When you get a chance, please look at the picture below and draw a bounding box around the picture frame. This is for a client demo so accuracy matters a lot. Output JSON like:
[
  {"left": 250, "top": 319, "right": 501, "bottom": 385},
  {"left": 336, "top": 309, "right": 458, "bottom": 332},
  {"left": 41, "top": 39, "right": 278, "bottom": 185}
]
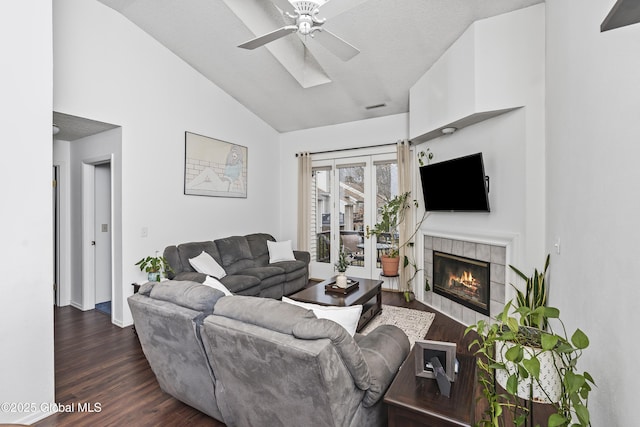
[
  {"left": 414, "top": 340, "right": 457, "bottom": 382},
  {"left": 184, "top": 131, "right": 247, "bottom": 198}
]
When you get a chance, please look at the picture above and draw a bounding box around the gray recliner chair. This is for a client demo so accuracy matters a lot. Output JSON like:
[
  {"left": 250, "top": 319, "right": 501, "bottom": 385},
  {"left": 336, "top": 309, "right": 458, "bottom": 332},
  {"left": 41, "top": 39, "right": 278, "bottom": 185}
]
[
  {"left": 200, "top": 296, "right": 410, "bottom": 427},
  {"left": 128, "top": 281, "right": 227, "bottom": 422}
]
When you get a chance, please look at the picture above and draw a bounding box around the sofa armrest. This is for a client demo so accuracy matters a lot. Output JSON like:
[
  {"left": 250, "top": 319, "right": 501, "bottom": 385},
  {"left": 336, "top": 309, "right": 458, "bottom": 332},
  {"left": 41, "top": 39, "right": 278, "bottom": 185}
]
[
  {"left": 357, "top": 324, "right": 410, "bottom": 407},
  {"left": 293, "top": 250, "right": 310, "bottom": 264},
  {"left": 172, "top": 272, "right": 208, "bottom": 283}
]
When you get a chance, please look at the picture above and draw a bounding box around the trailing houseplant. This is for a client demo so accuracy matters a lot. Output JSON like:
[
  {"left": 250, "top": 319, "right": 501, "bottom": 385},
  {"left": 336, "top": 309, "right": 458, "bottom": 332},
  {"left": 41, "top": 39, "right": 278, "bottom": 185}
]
[
  {"left": 366, "top": 191, "right": 429, "bottom": 301},
  {"left": 366, "top": 191, "right": 413, "bottom": 276},
  {"left": 135, "top": 252, "right": 173, "bottom": 282},
  {"left": 465, "top": 256, "right": 594, "bottom": 427}
]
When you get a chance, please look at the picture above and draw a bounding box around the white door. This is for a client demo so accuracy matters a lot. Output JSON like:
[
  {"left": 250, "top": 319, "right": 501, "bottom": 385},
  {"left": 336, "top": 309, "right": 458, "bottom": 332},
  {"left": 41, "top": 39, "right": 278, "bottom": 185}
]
[
  {"left": 94, "top": 163, "right": 112, "bottom": 305},
  {"left": 309, "top": 153, "right": 398, "bottom": 280}
]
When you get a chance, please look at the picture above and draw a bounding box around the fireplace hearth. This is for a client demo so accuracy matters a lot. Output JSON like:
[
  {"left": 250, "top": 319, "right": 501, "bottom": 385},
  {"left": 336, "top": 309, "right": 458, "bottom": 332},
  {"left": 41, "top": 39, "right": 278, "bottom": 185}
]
[{"left": 433, "top": 251, "right": 490, "bottom": 316}]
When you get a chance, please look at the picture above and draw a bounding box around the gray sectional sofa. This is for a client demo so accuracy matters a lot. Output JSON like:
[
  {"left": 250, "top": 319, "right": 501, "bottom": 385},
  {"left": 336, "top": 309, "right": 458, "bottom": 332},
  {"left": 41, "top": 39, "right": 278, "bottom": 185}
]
[
  {"left": 163, "top": 233, "right": 309, "bottom": 299},
  {"left": 128, "top": 280, "right": 410, "bottom": 427}
]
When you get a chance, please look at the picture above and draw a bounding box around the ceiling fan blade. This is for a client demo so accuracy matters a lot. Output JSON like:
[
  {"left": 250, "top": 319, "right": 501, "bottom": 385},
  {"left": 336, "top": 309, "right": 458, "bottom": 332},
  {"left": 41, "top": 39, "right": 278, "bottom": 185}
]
[
  {"left": 318, "top": 0, "right": 369, "bottom": 20},
  {"left": 238, "top": 25, "right": 298, "bottom": 50},
  {"left": 313, "top": 29, "right": 360, "bottom": 61},
  {"left": 269, "top": 0, "right": 297, "bottom": 15}
]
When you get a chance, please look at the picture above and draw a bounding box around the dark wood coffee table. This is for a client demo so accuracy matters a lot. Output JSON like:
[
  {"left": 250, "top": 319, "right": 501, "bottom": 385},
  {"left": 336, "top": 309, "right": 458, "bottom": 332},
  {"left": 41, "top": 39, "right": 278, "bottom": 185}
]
[{"left": 287, "top": 276, "right": 383, "bottom": 332}]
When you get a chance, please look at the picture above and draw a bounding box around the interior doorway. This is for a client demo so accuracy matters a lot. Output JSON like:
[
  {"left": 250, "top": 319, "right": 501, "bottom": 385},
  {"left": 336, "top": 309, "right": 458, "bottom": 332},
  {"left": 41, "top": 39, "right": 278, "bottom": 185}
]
[
  {"left": 53, "top": 165, "right": 60, "bottom": 305},
  {"left": 82, "top": 158, "right": 113, "bottom": 317}
]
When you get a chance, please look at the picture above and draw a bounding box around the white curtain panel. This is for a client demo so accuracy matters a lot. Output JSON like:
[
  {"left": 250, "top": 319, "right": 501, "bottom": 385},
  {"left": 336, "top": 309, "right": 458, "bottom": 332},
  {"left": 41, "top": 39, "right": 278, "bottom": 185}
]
[
  {"left": 396, "top": 141, "right": 413, "bottom": 293},
  {"left": 297, "top": 152, "right": 312, "bottom": 251}
]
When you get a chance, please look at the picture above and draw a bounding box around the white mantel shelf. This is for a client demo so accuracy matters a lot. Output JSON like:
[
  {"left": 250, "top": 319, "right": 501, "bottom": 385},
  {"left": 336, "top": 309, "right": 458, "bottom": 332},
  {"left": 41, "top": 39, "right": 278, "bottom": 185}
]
[
  {"left": 409, "top": 107, "right": 520, "bottom": 144},
  {"left": 601, "top": 0, "right": 640, "bottom": 32}
]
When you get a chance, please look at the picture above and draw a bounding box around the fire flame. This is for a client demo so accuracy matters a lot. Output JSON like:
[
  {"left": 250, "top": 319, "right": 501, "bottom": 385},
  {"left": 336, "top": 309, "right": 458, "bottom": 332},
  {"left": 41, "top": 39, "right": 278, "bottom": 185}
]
[{"left": 448, "top": 270, "right": 480, "bottom": 291}]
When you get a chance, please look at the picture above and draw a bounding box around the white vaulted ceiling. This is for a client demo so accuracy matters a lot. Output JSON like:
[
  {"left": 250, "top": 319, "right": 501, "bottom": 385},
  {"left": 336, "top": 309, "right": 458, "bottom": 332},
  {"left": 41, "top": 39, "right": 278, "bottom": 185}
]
[{"left": 96, "top": 0, "right": 543, "bottom": 132}]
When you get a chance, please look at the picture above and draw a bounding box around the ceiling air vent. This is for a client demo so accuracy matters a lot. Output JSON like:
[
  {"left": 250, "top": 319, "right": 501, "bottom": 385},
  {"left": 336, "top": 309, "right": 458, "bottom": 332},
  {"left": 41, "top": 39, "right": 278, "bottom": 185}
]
[{"left": 365, "top": 103, "right": 387, "bottom": 110}]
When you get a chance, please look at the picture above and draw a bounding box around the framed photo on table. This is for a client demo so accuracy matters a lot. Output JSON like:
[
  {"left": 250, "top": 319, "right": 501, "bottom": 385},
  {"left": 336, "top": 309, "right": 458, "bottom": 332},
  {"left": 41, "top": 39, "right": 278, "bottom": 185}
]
[
  {"left": 414, "top": 340, "right": 457, "bottom": 382},
  {"left": 184, "top": 131, "right": 247, "bottom": 198}
]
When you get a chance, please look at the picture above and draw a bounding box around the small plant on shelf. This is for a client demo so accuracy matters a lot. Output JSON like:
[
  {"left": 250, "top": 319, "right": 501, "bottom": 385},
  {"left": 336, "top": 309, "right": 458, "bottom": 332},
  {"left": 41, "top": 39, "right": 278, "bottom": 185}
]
[{"left": 135, "top": 251, "right": 173, "bottom": 282}]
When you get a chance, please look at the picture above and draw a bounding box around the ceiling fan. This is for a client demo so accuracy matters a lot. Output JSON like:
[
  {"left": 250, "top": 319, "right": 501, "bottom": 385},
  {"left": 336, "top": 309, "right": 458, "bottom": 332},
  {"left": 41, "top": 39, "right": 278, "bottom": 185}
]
[{"left": 238, "top": 0, "right": 360, "bottom": 61}]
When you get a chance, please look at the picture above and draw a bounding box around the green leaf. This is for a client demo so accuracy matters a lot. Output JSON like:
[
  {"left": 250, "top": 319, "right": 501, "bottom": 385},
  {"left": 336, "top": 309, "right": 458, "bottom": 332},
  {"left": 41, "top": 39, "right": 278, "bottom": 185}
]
[
  {"left": 507, "top": 317, "right": 520, "bottom": 333},
  {"left": 541, "top": 333, "right": 559, "bottom": 351},
  {"left": 547, "top": 413, "right": 567, "bottom": 427},
  {"left": 522, "top": 356, "right": 540, "bottom": 379},
  {"left": 506, "top": 373, "right": 519, "bottom": 395},
  {"left": 505, "top": 344, "right": 524, "bottom": 363},
  {"left": 571, "top": 328, "right": 590, "bottom": 349},
  {"left": 565, "top": 371, "right": 586, "bottom": 394},
  {"left": 575, "top": 402, "right": 590, "bottom": 425},
  {"left": 543, "top": 306, "right": 560, "bottom": 318}
]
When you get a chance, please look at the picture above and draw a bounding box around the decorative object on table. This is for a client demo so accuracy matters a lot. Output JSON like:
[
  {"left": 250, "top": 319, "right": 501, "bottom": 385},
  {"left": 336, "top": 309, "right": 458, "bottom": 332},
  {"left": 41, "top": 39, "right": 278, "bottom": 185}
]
[
  {"left": 184, "top": 131, "right": 247, "bottom": 198},
  {"left": 465, "top": 256, "right": 595, "bottom": 427},
  {"left": 414, "top": 340, "right": 457, "bottom": 382},
  {"left": 325, "top": 278, "right": 359, "bottom": 294},
  {"left": 334, "top": 248, "right": 350, "bottom": 288},
  {"left": 135, "top": 252, "right": 174, "bottom": 282},
  {"left": 430, "top": 356, "right": 451, "bottom": 397}
]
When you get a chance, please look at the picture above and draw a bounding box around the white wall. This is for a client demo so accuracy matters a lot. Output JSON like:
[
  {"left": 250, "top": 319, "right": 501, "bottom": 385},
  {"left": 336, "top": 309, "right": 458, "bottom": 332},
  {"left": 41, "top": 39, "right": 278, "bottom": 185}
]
[
  {"left": 53, "top": 140, "right": 72, "bottom": 306},
  {"left": 278, "top": 113, "right": 409, "bottom": 250},
  {"left": 410, "top": 5, "right": 546, "bottom": 304},
  {"left": 546, "top": 0, "right": 640, "bottom": 424},
  {"left": 0, "top": 0, "right": 55, "bottom": 424},
  {"left": 54, "top": 0, "right": 281, "bottom": 326}
]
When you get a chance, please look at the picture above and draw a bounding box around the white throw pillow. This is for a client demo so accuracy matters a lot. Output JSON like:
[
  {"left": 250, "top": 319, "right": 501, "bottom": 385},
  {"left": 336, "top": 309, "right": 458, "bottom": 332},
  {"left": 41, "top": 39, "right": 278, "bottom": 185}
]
[
  {"left": 202, "top": 276, "right": 233, "bottom": 296},
  {"left": 281, "top": 296, "right": 362, "bottom": 337},
  {"left": 189, "top": 251, "right": 227, "bottom": 279},
  {"left": 267, "top": 240, "right": 296, "bottom": 263}
]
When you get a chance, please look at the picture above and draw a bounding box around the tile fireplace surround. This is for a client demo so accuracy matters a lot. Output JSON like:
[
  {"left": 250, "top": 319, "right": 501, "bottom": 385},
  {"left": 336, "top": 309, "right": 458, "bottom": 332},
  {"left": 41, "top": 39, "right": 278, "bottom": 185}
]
[{"left": 423, "top": 234, "right": 507, "bottom": 325}]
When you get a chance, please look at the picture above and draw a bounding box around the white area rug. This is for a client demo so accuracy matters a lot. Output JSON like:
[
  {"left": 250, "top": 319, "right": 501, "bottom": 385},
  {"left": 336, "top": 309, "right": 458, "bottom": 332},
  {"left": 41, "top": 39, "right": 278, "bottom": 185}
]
[{"left": 360, "top": 304, "right": 435, "bottom": 347}]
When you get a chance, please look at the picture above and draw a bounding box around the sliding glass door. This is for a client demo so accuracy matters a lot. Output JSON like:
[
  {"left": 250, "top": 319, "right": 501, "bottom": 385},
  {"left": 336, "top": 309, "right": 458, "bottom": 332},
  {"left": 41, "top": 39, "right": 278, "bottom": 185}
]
[{"left": 309, "top": 153, "right": 398, "bottom": 280}]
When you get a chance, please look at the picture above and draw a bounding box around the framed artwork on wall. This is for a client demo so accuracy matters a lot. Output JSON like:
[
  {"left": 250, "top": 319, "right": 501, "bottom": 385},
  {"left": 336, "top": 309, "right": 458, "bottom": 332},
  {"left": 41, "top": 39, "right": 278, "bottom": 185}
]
[{"left": 184, "top": 131, "right": 247, "bottom": 198}]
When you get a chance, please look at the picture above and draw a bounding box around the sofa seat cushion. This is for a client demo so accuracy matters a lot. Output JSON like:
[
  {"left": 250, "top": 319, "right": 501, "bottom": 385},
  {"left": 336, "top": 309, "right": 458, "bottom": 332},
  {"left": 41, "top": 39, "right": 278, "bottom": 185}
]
[
  {"left": 270, "top": 259, "right": 306, "bottom": 274},
  {"left": 149, "top": 280, "right": 225, "bottom": 314},
  {"left": 219, "top": 274, "right": 260, "bottom": 294},
  {"left": 240, "top": 266, "right": 285, "bottom": 281}
]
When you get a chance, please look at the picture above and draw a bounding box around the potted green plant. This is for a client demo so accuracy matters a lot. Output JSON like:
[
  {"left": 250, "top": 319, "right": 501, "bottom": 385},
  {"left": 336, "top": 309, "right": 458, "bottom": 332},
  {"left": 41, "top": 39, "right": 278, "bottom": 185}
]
[
  {"left": 135, "top": 252, "right": 174, "bottom": 282},
  {"left": 366, "top": 192, "right": 413, "bottom": 276},
  {"left": 334, "top": 248, "right": 350, "bottom": 288},
  {"left": 366, "top": 191, "right": 429, "bottom": 302},
  {"left": 465, "top": 256, "right": 595, "bottom": 427}
]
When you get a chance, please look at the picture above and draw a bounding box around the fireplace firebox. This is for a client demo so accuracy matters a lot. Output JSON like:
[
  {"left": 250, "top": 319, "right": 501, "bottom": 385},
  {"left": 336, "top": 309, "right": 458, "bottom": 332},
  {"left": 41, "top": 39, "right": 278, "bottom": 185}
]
[{"left": 433, "top": 251, "right": 490, "bottom": 316}]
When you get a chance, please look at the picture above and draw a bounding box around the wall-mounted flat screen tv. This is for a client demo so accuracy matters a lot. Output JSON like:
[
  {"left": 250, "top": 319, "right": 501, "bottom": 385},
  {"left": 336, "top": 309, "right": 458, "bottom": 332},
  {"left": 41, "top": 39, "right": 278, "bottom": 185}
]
[{"left": 419, "top": 152, "right": 490, "bottom": 212}]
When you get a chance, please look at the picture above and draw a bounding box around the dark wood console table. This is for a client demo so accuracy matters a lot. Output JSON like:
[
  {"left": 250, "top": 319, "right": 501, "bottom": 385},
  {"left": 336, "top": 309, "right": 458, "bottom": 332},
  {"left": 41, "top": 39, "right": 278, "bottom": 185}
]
[{"left": 384, "top": 346, "right": 478, "bottom": 427}]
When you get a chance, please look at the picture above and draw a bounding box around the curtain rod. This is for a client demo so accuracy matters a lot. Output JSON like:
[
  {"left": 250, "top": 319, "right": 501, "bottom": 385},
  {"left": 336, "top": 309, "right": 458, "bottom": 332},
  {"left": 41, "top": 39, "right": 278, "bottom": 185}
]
[{"left": 295, "top": 140, "right": 408, "bottom": 157}]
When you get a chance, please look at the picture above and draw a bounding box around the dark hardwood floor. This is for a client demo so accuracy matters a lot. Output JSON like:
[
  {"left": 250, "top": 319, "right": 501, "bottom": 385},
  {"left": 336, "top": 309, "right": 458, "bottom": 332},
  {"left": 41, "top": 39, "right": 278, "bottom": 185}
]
[{"left": 35, "top": 288, "right": 470, "bottom": 426}]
